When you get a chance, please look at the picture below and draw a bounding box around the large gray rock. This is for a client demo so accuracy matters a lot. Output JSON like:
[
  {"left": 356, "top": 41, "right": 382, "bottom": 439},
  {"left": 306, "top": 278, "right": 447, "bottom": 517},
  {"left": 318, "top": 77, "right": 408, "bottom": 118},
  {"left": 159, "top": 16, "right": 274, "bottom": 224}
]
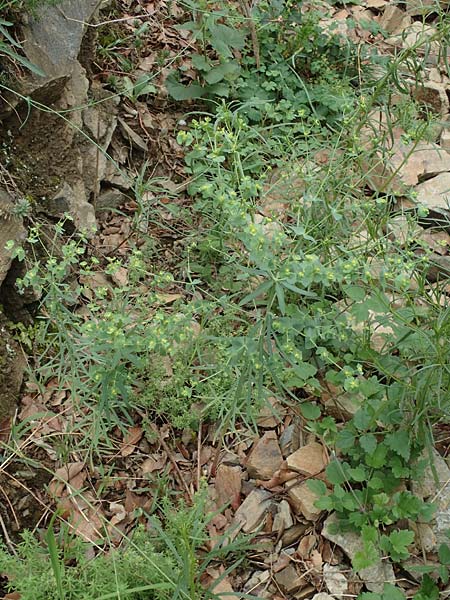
[
  {"left": 416, "top": 173, "right": 450, "bottom": 215},
  {"left": 22, "top": 0, "right": 101, "bottom": 81},
  {"left": 0, "top": 190, "right": 25, "bottom": 287}
]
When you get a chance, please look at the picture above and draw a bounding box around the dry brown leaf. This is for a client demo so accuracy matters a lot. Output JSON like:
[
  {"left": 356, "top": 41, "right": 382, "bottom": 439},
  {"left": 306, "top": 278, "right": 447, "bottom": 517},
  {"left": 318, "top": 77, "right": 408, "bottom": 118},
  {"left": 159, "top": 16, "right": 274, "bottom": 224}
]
[
  {"left": 120, "top": 426, "right": 143, "bottom": 457},
  {"left": 48, "top": 462, "right": 86, "bottom": 497}
]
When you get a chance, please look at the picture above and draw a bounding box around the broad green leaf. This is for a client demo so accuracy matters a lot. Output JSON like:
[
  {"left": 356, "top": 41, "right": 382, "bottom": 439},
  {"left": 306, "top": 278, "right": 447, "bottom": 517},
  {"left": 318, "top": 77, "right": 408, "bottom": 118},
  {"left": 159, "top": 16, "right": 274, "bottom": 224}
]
[
  {"left": 360, "top": 433, "right": 377, "bottom": 454},
  {"left": 439, "top": 543, "right": 450, "bottom": 565},
  {"left": 165, "top": 74, "right": 206, "bottom": 101},
  {"left": 300, "top": 402, "right": 321, "bottom": 420},
  {"left": 389, "top": 529, "right": 414, "bottom": 553},
  {"left": 191, "top": 54, "right": 211, "bottom": 71},
  {"left": 343, "top": 284, "right": 366, "bottom": 302},
  {"left": 208, "top": 23, "right": 246, "bottom": 58},
  {"left": 336, "top": 427, "right": 355, "bottom": 450},
  {"left": 384, "top": 430, "right": 410, "bottom": 461},
  {"left": 353, "top": 542, "right": 378, "bottom": 570},
  {"left": 325, "top": 460, "right": 347, "bottom": 485},
  {"left": 353, "top": 407, "right": 373, "bottom": 431},
  {"left": 348, "top": 466, "right": 367, "bottom": 482},
  {"left": 307, "top": 479, "right": 327, "bottom": 496},
  {"left": 293, "top": 362, "right": 317, "bottom": 380},
  {"left": 366, "top": 443, "right": 388, "bottom": 468},
  {"left": 204, "top": 61, "right": 240, "bottom": 84},
  {"left": 381, "top": 584, "right": 406, "bottom": 599}
]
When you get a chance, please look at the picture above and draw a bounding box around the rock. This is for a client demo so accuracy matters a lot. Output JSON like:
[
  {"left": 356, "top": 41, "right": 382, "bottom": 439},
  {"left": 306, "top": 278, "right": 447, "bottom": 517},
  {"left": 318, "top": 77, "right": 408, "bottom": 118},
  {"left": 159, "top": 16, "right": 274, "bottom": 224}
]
[
  {"left": 0, "top": 315, "right": 26, "bottom": 420},
  {"left": 322, "top": 384, "right": 361, "bottom": 420},
  {"left": 211, "top": 577, "right": 240, "bottom": 600},
  {"left": 22, "top": 0, "right": 101, "bottom": 81},
  {"left": 441, "top": 129, "right": 450, "bottom": 152},
  {"left": 286, "top": 442, "right": 327, "bottom": 476},
  {"left": 411, "top": 81, "right": 450, "bottom": 117},
  {"left": 246, "top": 431, "right": 283, "bottom": 480},
  {"left": 412, "top": 449, "right": 450, "bottom": 546},
  {"left": 410, "top": 521, "right": 437, "bottom": 553},
  {"left": 365, "top": 139, "right": 449, "bottom": 195},
  {"left": 274, "top": 564, "right": 304, "bottom": 594},
  {"left": 415, "top": 173, "right": 450, "bottom": 217},
  {"left": 312, "top": 594, "right": 336, "bottom": 600},
  {"left": 287, "top": 481, "right": 324, "bottom": 521},
  {"left": 257, "top": 396, "right": 286, "bottom": 428},
  {"left": 280, "top": 424, "right": 295, "bottom": 457},
  {"left": 322, "top": 514, "right": 395, "bottom": 593},
  {"left": 243, "top": 570, "right": 271, "bottom": 594},
  {"left": 323, "top": 563, "right": 348, "bottom": 597},
  {"left": 233, "top": 489, "right": 273, "bottom": 533},
  {"left": 416, "top": 228, "right": 450, "bottom": 254},
  {"left": 281, "top": 523, "right": 309, "bottom": 547},
  {"left": 379, "top": 5, "right": 411, "bottom": 35},
  {"left": 95, "top": 189, "right": 128, "bottom": 212},
  {"left": 47, "top": 181, "right": 97, "bottom": 234},
  {"left": 272, "top": 499, "right": 294, "bottom": 533},
  {"left": 81, "top": 98, "right": 118, "bottom": 197},
  {"left": 215, "top": 464, "right": 242, "bottom": 511},
  {"left": 406, "top": 0, "right": 450, "bottom": 16},
  {"left": 426, "top": 254, "right": 450, "bottom": 282},
  {"left": 0, "top": 190, "right": 25, "bottom": 286}
]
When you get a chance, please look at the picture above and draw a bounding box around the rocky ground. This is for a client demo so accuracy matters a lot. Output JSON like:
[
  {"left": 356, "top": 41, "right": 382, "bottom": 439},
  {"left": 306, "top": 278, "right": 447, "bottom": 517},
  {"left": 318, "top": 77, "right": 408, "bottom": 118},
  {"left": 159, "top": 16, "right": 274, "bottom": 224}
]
[{"left": 0, "top": 0, "right": 450, "bottom": 598}]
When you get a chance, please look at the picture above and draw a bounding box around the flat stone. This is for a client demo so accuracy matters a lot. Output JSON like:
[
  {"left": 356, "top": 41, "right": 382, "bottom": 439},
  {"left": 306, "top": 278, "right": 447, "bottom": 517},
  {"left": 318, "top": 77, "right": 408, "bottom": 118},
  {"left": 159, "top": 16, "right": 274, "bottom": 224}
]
[
  {"left": 274, "top": 564, "right": 304, "bottom": 594},
  {"left": 441, "top": 129, "right": 450, "bottom": 152},
  {"left": 322, "top": 513, "right": 395, "bottom": 593},
  {"left": 323, "top": 563, "right": 348, "bottom": 597},
  {"left": 215, "top": 464, "right": 242, "bottom": 511},
  {"left": 95, "top": 189, "right": 128, "bottom": 212},
  {"left": 233, "top": 489, "right": 273, "bottom": 533},
  {"left": 406, "top": 0, "right": 450, "bottom": 16},
  {"left": 365, "top": 139, "right": 450, "bottom": 195},
  {"left": 257, "top": 396, "right": 286, "bottom": 428},
  {"left": 312, "top": 594, "right": 336, "bottom": 600},
  {"left": 286, "top": 442, "right": 327, "bottom": 476},
  {"left": 287, "top": 481, "right": 324, "bottom": 521},
  {"left": 272, "top": 499, "right": 294, "bottom": 533},
  {"left": 47, "top": 180, "right": 97, "bottom": 234},
  {"left": 246, "top": 431, "right": 283, "bottom": 480},
  {"left": 411, "top": 81, "right": 450, "bottom": 117},
  {"left": 379, "top": 5, "right": 411, "bottom": 35},
  {"left": 416, "top": 173, "right": 450, "bottom": 216}
]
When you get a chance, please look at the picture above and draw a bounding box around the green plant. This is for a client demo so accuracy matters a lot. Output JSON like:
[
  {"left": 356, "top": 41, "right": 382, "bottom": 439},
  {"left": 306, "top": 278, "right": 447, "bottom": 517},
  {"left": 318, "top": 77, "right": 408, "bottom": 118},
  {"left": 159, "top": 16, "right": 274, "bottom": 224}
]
[{"left": 0, "top": 492, "right": 249, "bottom": 600}]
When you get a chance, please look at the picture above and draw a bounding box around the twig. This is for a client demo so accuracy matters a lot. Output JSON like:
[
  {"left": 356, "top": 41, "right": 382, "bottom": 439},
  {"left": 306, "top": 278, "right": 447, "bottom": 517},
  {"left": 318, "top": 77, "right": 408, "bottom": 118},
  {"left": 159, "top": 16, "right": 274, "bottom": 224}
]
[
  {"left": 0, "top": 509, "right": 17, "bottom": 555},
  {"left": 197, "top": 421, "right": 202, "bottom": 491},
  {"left": 240, "top": 1, "right": 260, "bottom": 69},
  {"left": 152, "top": 425, "right": 193, "bottom": 504}
]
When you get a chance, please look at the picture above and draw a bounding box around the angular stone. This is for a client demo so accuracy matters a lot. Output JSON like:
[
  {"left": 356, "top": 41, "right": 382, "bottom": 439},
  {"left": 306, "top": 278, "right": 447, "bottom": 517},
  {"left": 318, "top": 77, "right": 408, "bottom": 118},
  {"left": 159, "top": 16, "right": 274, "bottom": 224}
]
[
  {"left": 441, "top": 129, "right": 450, "bottom": 152},
  {"left": 0, "top": 191, "right": 25, "bottom": 286},
  {"left": 412, "top": 81, "right": 450, "bottom": 117},
  {"left": 322, "top": 513, "right": 395, "bottom": 593},
  {"left": 312, "top": 594, "right": 335, "bottom": 600},
  {"left": 257, "top": 396, "right": 286, "bottom": 428},
  {"left": 22, "top": 0, "right": 101, "bottom": 80},
  {"left": 274, "top": 564, "right": 304, "bottom": 594},
  {"left": 47, "top": 180, "right": 97, "bottom": 234},
  {"left": 406, "top": 0, "right": 450, "bottom": 16},
  {"left": 287, "top": 481, "right": 324, "bottom": 521},
  {"left": 379, "top": 5, "right": 411, "bottom": 35},
  {"left": 246, "top": 431, "right": 283, "bottom": 480},
  {"left": 272, "top": 499, "right": 294, "bottom": 533},
  {"left": 365, "top": 139, "right": 450, "bottom": 195},
  {"left": 286, "top": 442, "right": 327, "bottom": 476},
  {"left": 215, "top": 464, "right": 242, "bottom": 511},
  {"left": 323, "top": 563, "right": 348, "bottom": 597},
  {"left": 416, "top": 173, "right": 450, "bottom": 215},
  {"left": 95, "top": 189, "right": 128, "bottom": 212},
  {"left": 233, "top": 489, "right": 273, "bottom": 533}
]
